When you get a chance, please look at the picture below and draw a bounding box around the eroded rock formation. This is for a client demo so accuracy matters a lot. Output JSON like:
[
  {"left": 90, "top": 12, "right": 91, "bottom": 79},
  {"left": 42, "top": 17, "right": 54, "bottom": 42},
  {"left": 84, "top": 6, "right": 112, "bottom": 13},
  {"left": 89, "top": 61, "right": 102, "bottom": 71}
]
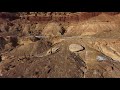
[{"left": 0, "top": 12, "right": 120, "bottom": 78}]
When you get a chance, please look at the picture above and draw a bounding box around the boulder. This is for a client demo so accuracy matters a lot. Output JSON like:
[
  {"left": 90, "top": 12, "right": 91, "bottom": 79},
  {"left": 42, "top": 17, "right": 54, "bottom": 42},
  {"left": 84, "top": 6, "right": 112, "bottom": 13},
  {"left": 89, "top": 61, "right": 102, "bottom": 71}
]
[{"left": 69, "top": 44, "right": 84, "bottom": 52}]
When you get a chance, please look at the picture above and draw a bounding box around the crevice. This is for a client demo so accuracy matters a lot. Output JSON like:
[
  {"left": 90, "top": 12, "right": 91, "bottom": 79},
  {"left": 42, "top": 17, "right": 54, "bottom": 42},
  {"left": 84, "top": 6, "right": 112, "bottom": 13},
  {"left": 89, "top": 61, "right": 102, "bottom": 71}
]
[
  {"left": 59, "top": 27, "right": 66, "bottom": 35},
  {"left": 47, "top": 68, "right": 51, "bottom": 74}
]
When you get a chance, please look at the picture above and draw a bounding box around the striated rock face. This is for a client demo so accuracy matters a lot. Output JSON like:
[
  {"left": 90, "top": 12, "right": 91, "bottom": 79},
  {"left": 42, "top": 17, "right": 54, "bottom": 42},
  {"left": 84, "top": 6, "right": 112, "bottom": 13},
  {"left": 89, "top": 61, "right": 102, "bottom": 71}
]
[
  {"left": 18, "top": 12, "right": 120, "bottom": 22},
  {"left": 0, "top": 12, "right": 119, "bottom": 22},
  {"left": 25, "top": 12, "right": 99, "bottom": 22}
]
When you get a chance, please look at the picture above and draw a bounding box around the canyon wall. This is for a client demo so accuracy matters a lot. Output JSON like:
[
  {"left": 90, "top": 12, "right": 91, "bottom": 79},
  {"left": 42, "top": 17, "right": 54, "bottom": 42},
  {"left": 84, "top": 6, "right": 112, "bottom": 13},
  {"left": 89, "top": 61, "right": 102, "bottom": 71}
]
[{"left": 0, "top": 12, "right": 119, "bottom": 22}]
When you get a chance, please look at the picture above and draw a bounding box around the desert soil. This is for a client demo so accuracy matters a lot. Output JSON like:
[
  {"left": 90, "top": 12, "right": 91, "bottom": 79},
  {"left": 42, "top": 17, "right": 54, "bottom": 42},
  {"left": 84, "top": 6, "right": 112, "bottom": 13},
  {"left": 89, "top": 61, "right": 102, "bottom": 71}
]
[{"left": 0, "top": 12, "right": 120, "bottom": 78}]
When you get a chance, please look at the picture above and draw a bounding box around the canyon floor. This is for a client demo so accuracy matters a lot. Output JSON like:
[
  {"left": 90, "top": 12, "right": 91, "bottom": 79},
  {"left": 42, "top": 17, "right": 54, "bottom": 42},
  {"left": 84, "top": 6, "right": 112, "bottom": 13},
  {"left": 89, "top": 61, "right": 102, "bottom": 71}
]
[{"left": 0, "top": 12, "right": 120, "bottom": 78}]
